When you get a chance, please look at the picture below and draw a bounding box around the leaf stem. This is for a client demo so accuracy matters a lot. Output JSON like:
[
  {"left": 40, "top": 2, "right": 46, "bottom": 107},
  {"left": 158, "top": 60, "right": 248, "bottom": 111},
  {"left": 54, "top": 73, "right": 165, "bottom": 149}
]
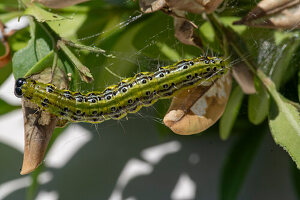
[
  {"left": 61, "top": 39, "right": 116, "bottom": 58},
  {"left": 51, "top": 51, "right": 58, "bottom": 83}
]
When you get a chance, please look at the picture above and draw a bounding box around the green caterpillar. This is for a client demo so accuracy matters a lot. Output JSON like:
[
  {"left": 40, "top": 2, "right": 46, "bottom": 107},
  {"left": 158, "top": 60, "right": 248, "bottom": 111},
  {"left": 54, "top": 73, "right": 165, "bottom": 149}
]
[{"left": 14, "top": 56, "right": 229, "bottom": 124}]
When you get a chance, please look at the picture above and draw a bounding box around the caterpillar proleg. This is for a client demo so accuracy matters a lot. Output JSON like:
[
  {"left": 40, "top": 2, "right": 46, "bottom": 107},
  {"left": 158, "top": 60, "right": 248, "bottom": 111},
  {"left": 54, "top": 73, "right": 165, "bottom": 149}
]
[{"left": 14, "top": 56, "right": 229, "bottom": 124}]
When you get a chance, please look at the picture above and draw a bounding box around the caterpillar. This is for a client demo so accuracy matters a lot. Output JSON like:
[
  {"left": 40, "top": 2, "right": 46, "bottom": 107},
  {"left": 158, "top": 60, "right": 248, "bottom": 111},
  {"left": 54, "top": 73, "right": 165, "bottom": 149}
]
[{"left": 14, "top": 56, "right": 229, "bottom": 124}]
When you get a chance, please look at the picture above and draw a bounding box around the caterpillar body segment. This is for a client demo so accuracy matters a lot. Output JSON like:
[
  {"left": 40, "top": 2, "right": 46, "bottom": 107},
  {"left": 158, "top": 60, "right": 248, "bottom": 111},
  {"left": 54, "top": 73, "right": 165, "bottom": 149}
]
[{"left": 15, "top": 56, "right": 229, "bottom": 124}]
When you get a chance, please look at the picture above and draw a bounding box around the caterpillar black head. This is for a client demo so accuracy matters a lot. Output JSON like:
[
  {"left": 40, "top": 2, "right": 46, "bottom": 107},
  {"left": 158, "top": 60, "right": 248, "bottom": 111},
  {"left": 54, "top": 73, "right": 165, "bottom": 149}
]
[{"left": 14, "top": 78, "right": 26, "bottom": 98}]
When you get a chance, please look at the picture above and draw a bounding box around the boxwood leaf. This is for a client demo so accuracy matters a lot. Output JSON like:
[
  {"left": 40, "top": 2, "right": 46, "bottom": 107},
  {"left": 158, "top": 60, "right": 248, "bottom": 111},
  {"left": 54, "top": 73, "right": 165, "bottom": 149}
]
[
  {"left": 269, "top": 96, "right": 300, "bottom": 169},
  {"left": 220, "top": 85, "right": 244, "bottom": 140},
  {"left": 248, "top": 78, "right": 269, "bottom": 124},
  {"left": 12, "top": 19, "right": 52, "bottom": 78},
  {"left": 24, "top": 3, "right": 65, "bottom": 22},
  {"left": 248, "top": 37, "right": 300, "bottom": 125}
]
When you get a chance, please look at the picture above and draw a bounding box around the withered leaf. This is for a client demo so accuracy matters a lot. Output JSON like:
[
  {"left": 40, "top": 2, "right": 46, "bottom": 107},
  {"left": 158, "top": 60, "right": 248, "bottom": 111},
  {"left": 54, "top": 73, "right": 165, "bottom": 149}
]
[
  {"left": 164, "top": 72, "right": 232, "bottom": 135},
  {"left": 0, "top": 21, "right": 12, "bottom": 68},
  {"left": 20, "top": 68, "right": 68, "bottom": 174},
  {"left": 139, "top": 0, "right": 224, "bottom": 14},
  {"left": 21, "top": 100, "right": 57, "bottom": 175},
  {"left": 172, "top": 10, "right": 203, "bottom": 48},
  {"left": 0, "top": 40, "right": 11, "bottom": 68},
  {"left": 232, "top": 63, "right": 256, "bottom": 94},
  {"left": 233, "top": 0, "right": 300, "bottom": 29},
  {"left": 139, "top": 0, "right": 224, "bottom": 48}
]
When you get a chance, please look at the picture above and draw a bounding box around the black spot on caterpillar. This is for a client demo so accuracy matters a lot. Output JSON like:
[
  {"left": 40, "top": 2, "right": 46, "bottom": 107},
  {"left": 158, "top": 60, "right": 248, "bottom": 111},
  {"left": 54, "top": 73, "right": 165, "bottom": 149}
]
[{"left": 14, "top": 56, "right": 229, "bottom": 124}]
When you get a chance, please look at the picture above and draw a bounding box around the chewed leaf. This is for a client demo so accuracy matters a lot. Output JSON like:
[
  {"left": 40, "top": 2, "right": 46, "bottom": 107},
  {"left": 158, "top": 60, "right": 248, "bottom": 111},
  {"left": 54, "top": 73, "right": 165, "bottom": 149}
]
[
  {"left": 233, "top": 0, "right": 300, "bottom": 29},
  {"left": 21, "top": 99, "right": 57, "bottom": 175},
  {"left": 139, "top": 0, "right": 224, "bottom": 49},
  {"left": 24, "top": 3, "right": 65, "bottom": 22},
  {"left": 164, "top": 72, "right": 232, "bottom": 135},
  {"left": 173, "top": 10, "right": 202, "bottom": 48},
  {"left": 31, "top": 67, "right": 68, "bottom": 88},
  {"left": 20, "top": 68, "right": 68, "bottom": 174}
]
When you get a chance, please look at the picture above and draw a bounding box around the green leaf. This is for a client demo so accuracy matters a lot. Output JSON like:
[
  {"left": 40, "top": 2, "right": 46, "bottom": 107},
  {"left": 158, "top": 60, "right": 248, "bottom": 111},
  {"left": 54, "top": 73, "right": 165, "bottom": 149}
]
[
  {"left": 0, "top": 62, "right": 12, "bottom": 85},
  {"left": 248, "top": 78, "right": 269, "bottom": 125},
  {"left": 258, "top": 70, "right": 300, "bottom": 168},
  {"left": 269, "top": 97, "right": 300, "bottom": 169},
  {"left": 271, "top": 38, "right": 300, "bottom": 89},
  {"left": 24, "top": 51, "right": 54, "bottom": 77},
  {"left": 24, "top": 3, "right": 65, "bottom": 22},
  {"left": 12, "top": 19, "right": 53, "bottom": 78},
  {"left": 248, "top": 37, "right": 299, "bottom": 125},
  {"left": 220, "top": 16, "right": 247, "bottom": 35},
  {"left": 220, "top": 124, "right": 265, "bottom": 200},
  {"left": 0, "top": 98, "right": 20, "bottom": 115},
  {"left": 220, "top": 86, "right": 244, "bottom": 140}
]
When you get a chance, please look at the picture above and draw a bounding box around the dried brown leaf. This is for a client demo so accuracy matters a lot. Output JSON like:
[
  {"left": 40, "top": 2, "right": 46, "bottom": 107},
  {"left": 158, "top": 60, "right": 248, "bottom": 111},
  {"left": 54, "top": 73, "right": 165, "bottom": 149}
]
[
  {"left": 172, "top": 10, "right": 203, "bottom": 48},
  {"left": 20, "top": 100, "right": 57, "bottom": 175},
  {"left": 233, "top": 0, "right": 300, "bottom": 29},
  {"left": 0, "top": 40, "right": 11, "bottom": 68},
  {"left": 164, "top": 72, "right": 232, "bottom": 135},
  {"left": 232, "top": 63, "right": 256, "bottom": 94},
  {"left": 139, "top": 0, "right": 166, "bottom": 13},
  {"left": 139, "top": 0, "right": 224, "bottom": 14},
  {"left": 0, "top": 21, "right": 12, "bottom": 68},
  {"left": 20, "top": 68, "right": 68, "bottom": 174},
  {"left": 139, "top": 0, "right": 224, "bottom": 48}
]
